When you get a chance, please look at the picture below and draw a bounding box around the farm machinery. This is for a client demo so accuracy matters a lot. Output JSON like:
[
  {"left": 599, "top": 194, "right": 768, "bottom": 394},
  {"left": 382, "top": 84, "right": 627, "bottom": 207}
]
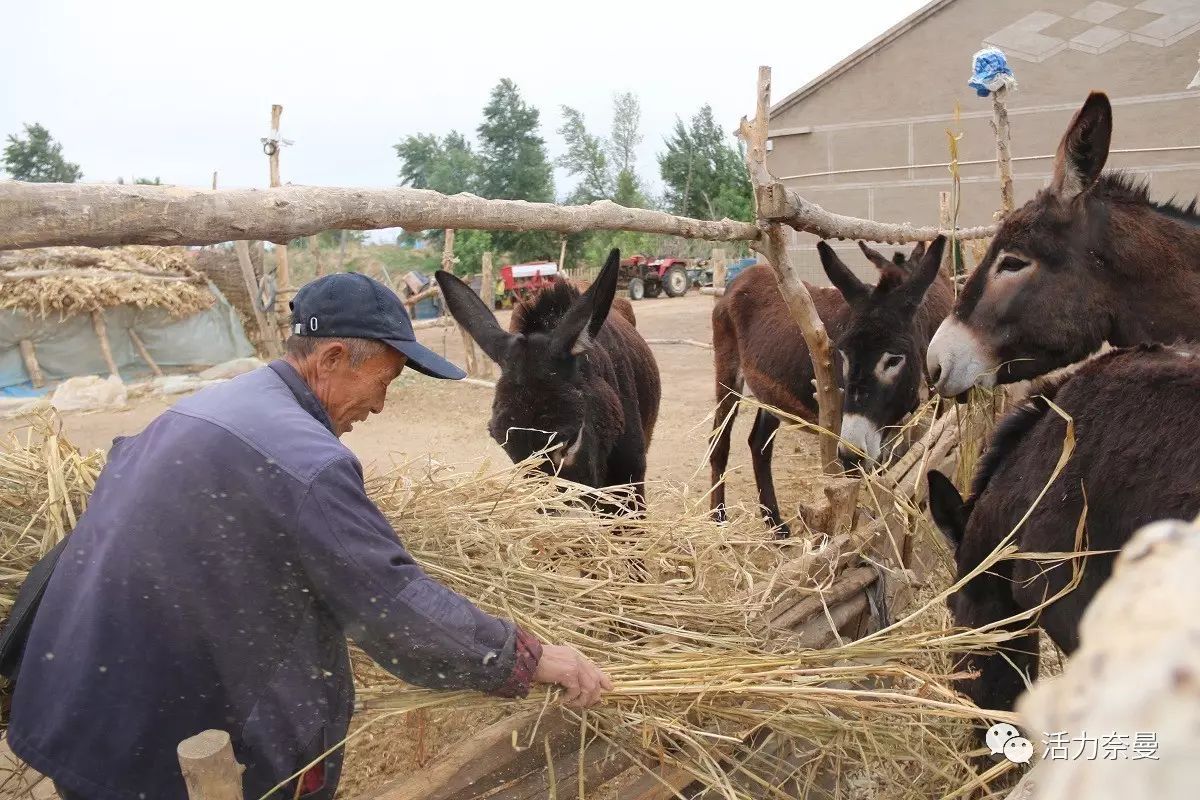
[{"left": 618, "top": 254, "right": 695, "bottom": 300}]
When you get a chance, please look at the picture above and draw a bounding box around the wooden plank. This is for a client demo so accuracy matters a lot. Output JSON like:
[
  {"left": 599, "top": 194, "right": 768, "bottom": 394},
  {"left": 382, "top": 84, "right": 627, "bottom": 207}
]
[
  {"left": 177, "top": 730, "right": 244, "bottom": 800},
  {"left": 489, "top": 740, "right": 634, "bottom": 800},
  {"left": 18, "top": 339, "right": 44, "bottom": 388},
  {"left": 354, "top": 710, "right": 578, "bottom": 800}
]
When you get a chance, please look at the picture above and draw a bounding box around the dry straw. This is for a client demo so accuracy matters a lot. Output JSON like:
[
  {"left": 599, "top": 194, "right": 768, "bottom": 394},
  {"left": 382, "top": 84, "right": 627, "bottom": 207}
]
[
  {"left": 0, "top": 245, "right": 215, "bottom": 319},
  {"left": 1, "top": 420, "right": 1061, "bottom": 799}
]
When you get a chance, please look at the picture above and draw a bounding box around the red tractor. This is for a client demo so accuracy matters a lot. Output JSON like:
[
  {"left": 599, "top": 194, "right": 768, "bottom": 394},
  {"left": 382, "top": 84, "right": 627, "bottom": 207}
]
[{"left": 618, "top": 255, "right": 692, "bottom": 300}]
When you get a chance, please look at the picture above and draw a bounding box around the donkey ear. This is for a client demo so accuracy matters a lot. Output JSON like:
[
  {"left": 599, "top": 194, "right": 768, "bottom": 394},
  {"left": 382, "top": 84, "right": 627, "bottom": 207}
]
[
  {"left": 901, "top": 235, "right": 946, "bottom": 307},
  {"left": 926, "top": 470, "right": 967, "bottom": 551},
  {"left": 435, "top": 270, "right": 515, "bottom": 366},
  {"left": 857, "top": 241, "right": 892, "bottom": 272},
  {"left": 1050, "top": 92, "right": 1112, "bottom": 200},
  {"left": 552, "top": 248, "right": 620, "bottom": 356},
  {"left": 818, "top": 241, "right": 868, "bottom": 305},
  {"left": 909, "top": 241, "right": 926, "bottom": 263}
]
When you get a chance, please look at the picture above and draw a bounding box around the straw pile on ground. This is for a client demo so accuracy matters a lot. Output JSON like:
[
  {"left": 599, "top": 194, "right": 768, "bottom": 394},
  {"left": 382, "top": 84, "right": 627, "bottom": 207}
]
[
  {"left": 0, "top": 245, "right": 214, "bottom": 319},
  {"left": 0, "top": 422, "right": 1026, "bottom": 799}
]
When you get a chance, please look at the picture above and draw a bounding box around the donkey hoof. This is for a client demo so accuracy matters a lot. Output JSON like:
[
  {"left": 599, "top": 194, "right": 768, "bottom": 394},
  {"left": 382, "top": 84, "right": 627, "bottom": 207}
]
[
  {"left": 771, "top": 522, "right": 791, "bottom": 540},
  {"left": 711, "top": 505, "right": 729, "bottom": 525}
]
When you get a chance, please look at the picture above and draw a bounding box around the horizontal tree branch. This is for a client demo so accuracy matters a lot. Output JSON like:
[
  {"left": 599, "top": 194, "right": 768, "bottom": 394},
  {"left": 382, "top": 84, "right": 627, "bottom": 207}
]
[
  {"left": 757, "top": 184, "right": 997, "bottom": 243},
  {"left": 0, "top": 183, "right": 763, "bottom": 251}
]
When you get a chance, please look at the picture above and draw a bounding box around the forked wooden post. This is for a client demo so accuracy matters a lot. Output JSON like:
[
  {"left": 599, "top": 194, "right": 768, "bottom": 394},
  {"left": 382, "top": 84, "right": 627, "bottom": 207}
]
[
  {"left": 177, "top": 729, "right": 244, "bottom": 800},
  {"left": 90, "top": 310, "right": 120, "bottom": 378},
  {"left": 740, "top": 66, "right": 843, "bottom": 473},
  {"left": 477, "top": 251, "right": 495, "bottom": 378},
  {"left": 558, "top": 237, "right": 567, "bottom": 272},
  {"left": 235, "top": 240, "right": 284, "bottom": 359},
  {"left": 443, "top": 230, "right": 479, "bottom": 376}
]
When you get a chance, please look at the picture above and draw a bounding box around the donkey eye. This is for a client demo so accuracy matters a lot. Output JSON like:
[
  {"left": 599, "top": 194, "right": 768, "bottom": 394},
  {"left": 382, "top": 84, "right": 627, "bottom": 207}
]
[
  {"left": 997, "top": 255, "right": 1030, "bottom": 273},
  {"left": 882, "top": 354, "right": 905, "bottom": 370}
]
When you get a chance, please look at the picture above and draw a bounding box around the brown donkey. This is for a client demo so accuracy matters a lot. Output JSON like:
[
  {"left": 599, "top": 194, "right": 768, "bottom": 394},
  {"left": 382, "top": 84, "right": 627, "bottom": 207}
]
[
  {"left": 927, "top": 344, "right": 1200, "bottom": 717},
  {"left": 710, "top": 236, "right": 950, "bottom": 536},
  {"left": 928, "top": 91, "right": 1200, "bottom": 395},
  {"left": 437, "top": 249, "right": 661, "bottom": 513}
]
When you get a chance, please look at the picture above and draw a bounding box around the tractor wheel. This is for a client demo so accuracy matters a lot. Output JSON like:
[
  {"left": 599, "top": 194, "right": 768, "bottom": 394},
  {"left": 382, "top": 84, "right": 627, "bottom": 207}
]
[
  {"left": 663, "top": 265, "right": 690, "bottom": 297},
  {"left": 628, "top": 278, "right": 645, "bottom": 301},
  {"left": 644, "top": 279, "right": 662, "bottom": 299}
]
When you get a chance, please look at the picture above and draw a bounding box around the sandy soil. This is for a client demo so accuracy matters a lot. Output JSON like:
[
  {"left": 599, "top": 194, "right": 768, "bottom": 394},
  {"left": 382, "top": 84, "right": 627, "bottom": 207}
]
[{"left": 2, "top": 293, "right": 824, "bottom": 518}]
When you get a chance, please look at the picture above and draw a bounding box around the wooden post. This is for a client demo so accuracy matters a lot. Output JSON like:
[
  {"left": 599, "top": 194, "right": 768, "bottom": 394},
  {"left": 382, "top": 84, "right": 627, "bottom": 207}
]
[
  {"left": 740, "top": 66, "right": 843, "bottom": 474},
  {"left": 18, "top": 339, "right": 44, "bottom": 388},
  {"left": 991, "top": 87, "right": 1015, "bottom": 217},
  {"left": 558, "top": 237, "right": 567, "bottom": 271},
  {"left": 90, "top": 310, "right": 120, "bottom": 378},
  {"left": 937, "top": 191, "right": 957, "bottom": 278},
  {"left": 235, "top": 240, "right": 283, "bottom": 358},
  {"left": 443, "top": 229, "right": 479, "bottom": 377},
  {"left": 310, "top": 235, "right": 324, "bottom": 277},
  {"left": 128, "top": 329, "right": 163, "bottom": 377},
  {"left": 177, "top": 729, "right": 244, "bottom": 800},
  {"left": 710, "top": 247, "right": 727, "bottom": 303},
  {"left": 211, "top": 171, "right": 218, "bottom": 191},
  {"left": 477, "top": 251, "right": 495, "bottom": 379},
  {"left": 266, "top": 104, "right": 290, "bottom": 310}
]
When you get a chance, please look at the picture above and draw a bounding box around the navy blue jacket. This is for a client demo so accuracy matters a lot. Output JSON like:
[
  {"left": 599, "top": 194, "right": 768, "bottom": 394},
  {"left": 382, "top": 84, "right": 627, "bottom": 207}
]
[{"left": 8, "top": 362, "right": 530, "bottom": 800}]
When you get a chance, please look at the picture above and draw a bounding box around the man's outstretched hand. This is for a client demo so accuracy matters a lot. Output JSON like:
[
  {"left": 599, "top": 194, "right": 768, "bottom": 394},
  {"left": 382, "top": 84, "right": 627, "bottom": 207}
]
[{"left": 533, "top": 644, "right": 613, "bottom": 708}]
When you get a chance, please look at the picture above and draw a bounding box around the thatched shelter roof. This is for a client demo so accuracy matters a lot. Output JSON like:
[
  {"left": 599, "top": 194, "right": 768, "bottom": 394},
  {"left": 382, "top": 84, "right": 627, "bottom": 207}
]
[{"left": 0, "top": 245, "right": 215, "bottom": 319}]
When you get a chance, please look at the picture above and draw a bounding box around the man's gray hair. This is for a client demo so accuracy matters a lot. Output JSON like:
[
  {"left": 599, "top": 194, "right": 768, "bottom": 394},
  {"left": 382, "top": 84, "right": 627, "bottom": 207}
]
[{"left": 285, "top": 336, "right": 390, "bottom": 367}]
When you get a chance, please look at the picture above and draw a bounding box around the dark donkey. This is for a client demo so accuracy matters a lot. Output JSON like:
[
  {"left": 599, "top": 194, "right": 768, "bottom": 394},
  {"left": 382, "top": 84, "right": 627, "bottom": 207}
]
[
  {"left": 928, "top": 91, "right": 1200, "bottom": 395},
  {"left": 926, "top": 344, "right": 1200, "bottom": 716},
  {"left": 437, "top": 249, "right": 661, "bottom": 513},
  {"left": 710, "top": 235, "right": 949, "bottom": 536}
]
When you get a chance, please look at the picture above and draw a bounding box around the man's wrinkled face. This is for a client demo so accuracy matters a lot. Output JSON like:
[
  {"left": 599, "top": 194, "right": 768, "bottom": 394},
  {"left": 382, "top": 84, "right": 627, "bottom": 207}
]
[{"left": 312, "top": 345, "right": 407, "bottom": 436}]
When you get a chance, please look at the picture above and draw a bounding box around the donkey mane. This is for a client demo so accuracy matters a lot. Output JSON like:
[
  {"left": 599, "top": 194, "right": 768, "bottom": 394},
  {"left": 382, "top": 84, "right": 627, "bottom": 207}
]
[
  {"left": 510, "top": 277, "right": 582, "bottom": 335},
  {"left": 874, "top": 266, "right": 909, "bottom": 295},
  {"left": 1095, "top": 172, "right": 1200, "bottom": 226}
]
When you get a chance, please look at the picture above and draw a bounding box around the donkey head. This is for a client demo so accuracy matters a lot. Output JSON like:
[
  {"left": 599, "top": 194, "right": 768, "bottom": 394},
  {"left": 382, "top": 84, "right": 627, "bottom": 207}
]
[
  {"left": 819, "top": 236, "right": 947, "bottom": 469},
  {"left": 927, "top": 470, "right": 1040, "bottom": 716},
  {"left": 928, "top": 93, "right": 1117, "bottom": 396},
  {"left": 436, "top": 249, "right": 621, "bottom": 487}
]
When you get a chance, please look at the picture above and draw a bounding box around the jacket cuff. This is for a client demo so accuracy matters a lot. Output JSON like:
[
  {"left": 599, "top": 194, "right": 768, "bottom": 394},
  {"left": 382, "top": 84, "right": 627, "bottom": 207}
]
[{"left": 489, "top": 627, "right": 543, "bottom": 698}]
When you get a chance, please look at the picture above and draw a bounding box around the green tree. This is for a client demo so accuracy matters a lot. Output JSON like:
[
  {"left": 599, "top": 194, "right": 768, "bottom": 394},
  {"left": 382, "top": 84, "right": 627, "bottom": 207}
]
[
  {"left": 451, "top": 230, "right": 494, "bottom": 277},
  {"left": 3, "top": 123, "right": 82, "bottom": 182},
  {"left": 134, "top": 176, "right": 161, "bottom": 185},
  {"left": 613, "top": 168, "right": 647, "bottom": 209},
  {"left": 477, "top": 79, "right": 555, "bottom": 262},
  {"left": 556, "top": 106, "right": 611, "bottom": 204},
  {"left": 395, "top": 131, "right": 477, "bottom": 195},
  {"left": 658, "top": 105, "right": 752, "bottom": 222},
  {"left": 609, "top": 92, "right": 642, "bottom": 176}
]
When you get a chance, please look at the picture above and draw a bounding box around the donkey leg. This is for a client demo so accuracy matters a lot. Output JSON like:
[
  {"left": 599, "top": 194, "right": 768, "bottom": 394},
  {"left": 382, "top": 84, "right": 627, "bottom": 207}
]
[
  {"left": 709, "top": 369, "right": 744, "bottom": 523},
  {"left": 748, "top": 409, "right": 789, "bottom": 538}
]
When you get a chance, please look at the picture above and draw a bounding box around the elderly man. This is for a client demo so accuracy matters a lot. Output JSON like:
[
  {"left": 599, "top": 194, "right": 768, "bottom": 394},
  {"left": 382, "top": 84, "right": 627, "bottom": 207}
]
[{"left": 5, "top": 272, "right": 610, "bottom": 800}]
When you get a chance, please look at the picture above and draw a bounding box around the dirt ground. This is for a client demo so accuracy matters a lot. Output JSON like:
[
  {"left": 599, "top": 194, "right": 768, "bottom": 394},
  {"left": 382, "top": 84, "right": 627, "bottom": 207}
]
[{"left": 1, "top": 293, "right": 824, "bottom": 519}]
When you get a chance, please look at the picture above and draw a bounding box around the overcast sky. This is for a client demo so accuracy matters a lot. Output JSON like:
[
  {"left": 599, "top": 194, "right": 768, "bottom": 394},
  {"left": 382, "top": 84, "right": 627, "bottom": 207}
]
[{"left": 2, "top": 0, "right": 927, "bottom": 210}]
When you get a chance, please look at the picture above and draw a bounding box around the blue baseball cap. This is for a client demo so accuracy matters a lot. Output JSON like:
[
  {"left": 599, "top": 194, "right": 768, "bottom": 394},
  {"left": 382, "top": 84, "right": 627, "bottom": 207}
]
[{"left": 289, "top": 272, "right": 466, "bottom": 380}]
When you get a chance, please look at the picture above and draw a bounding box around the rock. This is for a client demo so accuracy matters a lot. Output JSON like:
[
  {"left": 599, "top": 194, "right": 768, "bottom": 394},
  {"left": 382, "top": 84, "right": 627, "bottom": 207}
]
[{"left": 49, "top": 375, "right": 127, "bottom": 412}]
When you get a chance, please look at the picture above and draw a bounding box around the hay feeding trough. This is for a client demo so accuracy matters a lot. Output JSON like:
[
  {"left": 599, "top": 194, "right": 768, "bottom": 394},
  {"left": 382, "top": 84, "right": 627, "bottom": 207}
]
[{"left": 0, "top": 420, "right": 1029, "bottom": 800}]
